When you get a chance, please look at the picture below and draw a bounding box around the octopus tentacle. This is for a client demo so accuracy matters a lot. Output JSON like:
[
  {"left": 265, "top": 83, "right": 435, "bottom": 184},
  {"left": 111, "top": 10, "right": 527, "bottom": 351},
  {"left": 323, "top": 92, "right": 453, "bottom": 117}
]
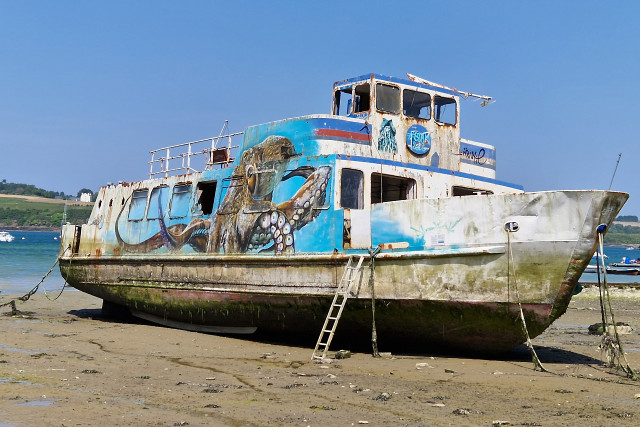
[
  {"left": 248, "top": 210, "right": 294, "bottom": 254},
  {"left": 116, "top": 195, "right": 210, "bottom": 253},
  {"left": 278, "top": 166, "right": 331, "bottom": 231}
]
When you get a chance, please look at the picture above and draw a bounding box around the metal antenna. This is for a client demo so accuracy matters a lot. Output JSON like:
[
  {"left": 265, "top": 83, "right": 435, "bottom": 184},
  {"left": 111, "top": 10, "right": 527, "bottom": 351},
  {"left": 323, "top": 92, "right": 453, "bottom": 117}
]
[{"left": 608, "top": 153, "right": 622, "bottom": 190}]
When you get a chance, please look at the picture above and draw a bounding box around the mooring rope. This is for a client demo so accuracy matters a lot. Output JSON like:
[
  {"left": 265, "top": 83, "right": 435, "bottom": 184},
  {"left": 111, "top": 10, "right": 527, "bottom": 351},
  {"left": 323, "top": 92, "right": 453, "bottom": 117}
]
[
  {"left": 506, "top": 233, "right": 548, "bottom": 372},
  {"left": 367, "top": 246, "right": 381, "bottom": 358},
  {"left": 595, "top": 227, "right": 638, "bottom": 380},
  {"left": 0, "top": 245, "right": 70, "bottom": 312}
]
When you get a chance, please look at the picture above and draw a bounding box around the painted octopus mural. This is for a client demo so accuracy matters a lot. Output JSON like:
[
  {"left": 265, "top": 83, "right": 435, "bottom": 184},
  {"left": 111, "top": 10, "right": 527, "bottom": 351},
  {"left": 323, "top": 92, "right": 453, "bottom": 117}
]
[{"left": 115, "top": 136, "right": 331, "bottom": 255}]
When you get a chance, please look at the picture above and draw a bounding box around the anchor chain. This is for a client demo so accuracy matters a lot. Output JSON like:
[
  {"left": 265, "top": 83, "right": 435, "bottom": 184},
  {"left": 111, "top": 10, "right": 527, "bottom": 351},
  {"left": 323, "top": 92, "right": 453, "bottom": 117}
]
[{"left": 0, "top": 245, "right": 70, "bottom": 313}]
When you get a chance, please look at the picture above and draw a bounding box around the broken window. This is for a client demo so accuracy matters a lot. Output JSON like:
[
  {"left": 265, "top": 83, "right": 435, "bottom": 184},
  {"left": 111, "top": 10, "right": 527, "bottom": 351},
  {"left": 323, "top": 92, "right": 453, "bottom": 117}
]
[
  {"left": 128, "top": 189, "right": 148, "bottom": 221},
  {"left": 340, "top": 168, "right": 364, "bottom": 209},
  {"left": 194, "top": 181, "right": 217, "bottom": 216},
  {"left": 169, "top": 183, "right": 191, "bottom": 218},
  {"left": 353, "top": 84, "right": 370, "bottom": 113},
  {"left": 371, "top": 173, "right": 416, "bottom": 204},
  {"left": 147, "top": 186, "right": 169, "bottom": 219},
  {"left": 376, "top": 83, "right": 400, "bottom": 114},
  {"left": 434, "top": 96, "right": 457, "bottom": 125},
  {"left": 403, "top": 89, "right": 431, "bottom": 120},
  {"left": 334, "top": 87, "right": 353, "bottom": 116},
  {"left": 452, "top": 186, "right": 492, "bottom": 196}
]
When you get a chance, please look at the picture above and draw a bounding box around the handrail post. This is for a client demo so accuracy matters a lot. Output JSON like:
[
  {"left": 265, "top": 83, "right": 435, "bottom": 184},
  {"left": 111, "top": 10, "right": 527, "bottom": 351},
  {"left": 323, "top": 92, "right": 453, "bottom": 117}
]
[
  {"left": 149, "top": 152, "right": 155, "bottom": 178},
  {"left": 165, "top": 148, "right": 170, "bottom": 178},
  {"left": 186, "top": 142, "right": 192, "bottom": 174}
]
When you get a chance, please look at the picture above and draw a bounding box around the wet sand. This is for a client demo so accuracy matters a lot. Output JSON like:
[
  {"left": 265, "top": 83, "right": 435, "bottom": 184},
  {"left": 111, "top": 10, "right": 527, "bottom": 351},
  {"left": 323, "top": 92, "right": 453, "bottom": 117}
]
[{"left": 1, "top": 287, "right": 639, "bottom": 426}]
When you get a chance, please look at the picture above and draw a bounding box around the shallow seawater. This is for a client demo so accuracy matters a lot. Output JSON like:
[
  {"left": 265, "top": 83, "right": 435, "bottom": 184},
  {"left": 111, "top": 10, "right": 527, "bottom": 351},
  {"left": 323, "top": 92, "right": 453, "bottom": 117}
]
[{"left": 0, "top": 231, "right": 67, "bottom": 295}]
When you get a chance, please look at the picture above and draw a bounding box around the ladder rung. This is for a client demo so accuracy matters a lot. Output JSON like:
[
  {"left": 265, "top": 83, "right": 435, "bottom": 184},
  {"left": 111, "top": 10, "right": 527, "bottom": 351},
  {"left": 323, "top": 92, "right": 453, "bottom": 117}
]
[{"left": 312, "top": 255, "right": 365, "bottom": 360}]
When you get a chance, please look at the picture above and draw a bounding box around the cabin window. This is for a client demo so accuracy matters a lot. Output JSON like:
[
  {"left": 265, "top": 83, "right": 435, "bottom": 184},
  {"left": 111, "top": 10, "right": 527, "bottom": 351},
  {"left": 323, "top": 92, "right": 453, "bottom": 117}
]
[
  {"left": 194, "top": 181, "right": 217, "bottom": 215},
  {"left": 340, "top": 168, "right": 364, "bottom": 209},
  {"left": 353, "top": 83, "right": 370, "bottom": 113},
  {"left": 128, "top": 189, "right": 148, "bottom": 221},
  {"left": 452, "top": 186, "right": 493, "bottom": 196},
  {"left": 169, "top": 183, "right": 192, "bottom": 218},
  {"left": 334, "top": 87, "right": 353, "bottom": 116},
  {"left": 403, "top": 89, "right": 431, "bottom": 120},
  {"left": 371, "top": 173, "right": 416, "bottom": 204},
  {"left": 434, "top": 96, "right": 457, "bottom": 125},
  {"left": 147, "top": 186, "right": 169, "bottom": 219},
  {"left": 376, "top": 83, "right": 400, "bottom": 114}
]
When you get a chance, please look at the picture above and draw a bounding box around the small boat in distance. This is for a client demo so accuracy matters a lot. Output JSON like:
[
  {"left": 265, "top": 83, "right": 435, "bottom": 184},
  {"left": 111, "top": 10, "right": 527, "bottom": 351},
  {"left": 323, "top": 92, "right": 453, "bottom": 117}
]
[
  {"left": 0, "top": 231, "right": 15, "bottom": 242},
  {"left": 59, "top": 73, "right": 628, "bottom": 354}
]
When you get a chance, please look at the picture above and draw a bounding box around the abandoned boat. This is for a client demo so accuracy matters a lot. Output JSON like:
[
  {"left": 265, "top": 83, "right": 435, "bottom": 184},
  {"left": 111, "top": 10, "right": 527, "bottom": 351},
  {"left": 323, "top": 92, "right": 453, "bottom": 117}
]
[{"left": 59, "top": 73, "right": 628, "bottom": 353}]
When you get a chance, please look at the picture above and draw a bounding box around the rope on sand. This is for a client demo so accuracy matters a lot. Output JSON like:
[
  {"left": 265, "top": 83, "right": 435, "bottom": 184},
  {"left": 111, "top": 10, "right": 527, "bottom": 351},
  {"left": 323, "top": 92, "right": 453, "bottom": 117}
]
[
  {"left": 0, "top": 245, "right": 70, "bottom": 314},
  {"left": 595, "top": 226, "right": 638, "bottom": 380},
  {"left": 506, "top": 232, "right": 549, "bottom": 373}
]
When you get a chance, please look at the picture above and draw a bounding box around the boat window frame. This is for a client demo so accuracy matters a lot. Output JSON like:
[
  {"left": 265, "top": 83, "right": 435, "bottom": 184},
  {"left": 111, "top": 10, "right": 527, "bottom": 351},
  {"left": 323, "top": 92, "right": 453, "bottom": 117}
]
[
  {"left": 403, "top": 88, "right": 431, "bottom": 120},
  {"left": 452, "top": 186, "right": 493, "bottom": 196},
  {"left": 127, "top": 189, "right": 149, "bottom": 221},
  {"left": 339, "top": 168, "right": 364, "bottom": 210},
  {"left": 353, "top": 83, "right": 371, "bottom": 114},
  {"left": 147, "top": 185, "right": 170, "bottom": 220},
  {"left": 434, "top": 95, "right": 457, "bottom": 125},
  {"left": 370, "top": 173, "right": 416, "bottom": 204},
  {"left": 333, "top": 86, "right": 353, "bottom": 116},
  {"left": 193, "top": 180, "right": 218, "bottom": 216},
  {"left": 375, "top": 83, "right": 401, "bottom": 115},
  {"left": 169, "top": 183, "right": 192, "bottom": 219}
]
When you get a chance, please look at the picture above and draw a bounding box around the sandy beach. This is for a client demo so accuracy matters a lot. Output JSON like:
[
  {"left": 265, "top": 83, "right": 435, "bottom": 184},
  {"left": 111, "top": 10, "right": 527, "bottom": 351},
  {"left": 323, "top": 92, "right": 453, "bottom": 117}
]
[{"left": 1, "top": 287, "right": 639, "bottom": 426}]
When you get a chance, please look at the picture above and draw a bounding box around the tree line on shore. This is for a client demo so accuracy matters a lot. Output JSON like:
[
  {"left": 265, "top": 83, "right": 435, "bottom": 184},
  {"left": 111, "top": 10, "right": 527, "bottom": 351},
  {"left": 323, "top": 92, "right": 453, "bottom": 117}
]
[{"left": 0, "top": 179, "right": 94, "bottom": 201}]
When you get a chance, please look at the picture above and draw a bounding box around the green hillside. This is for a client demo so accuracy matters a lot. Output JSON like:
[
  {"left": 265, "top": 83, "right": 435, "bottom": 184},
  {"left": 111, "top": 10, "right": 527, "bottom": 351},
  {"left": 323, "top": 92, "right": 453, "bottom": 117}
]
[{"left": 0, "top": 196, "right": 93, "bottom": 229}]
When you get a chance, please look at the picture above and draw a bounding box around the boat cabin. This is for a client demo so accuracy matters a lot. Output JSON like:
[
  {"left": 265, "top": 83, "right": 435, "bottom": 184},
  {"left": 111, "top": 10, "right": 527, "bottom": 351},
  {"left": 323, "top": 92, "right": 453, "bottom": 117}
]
[{"left": 78, "top": 73, "right": 523, "bottom": 256}]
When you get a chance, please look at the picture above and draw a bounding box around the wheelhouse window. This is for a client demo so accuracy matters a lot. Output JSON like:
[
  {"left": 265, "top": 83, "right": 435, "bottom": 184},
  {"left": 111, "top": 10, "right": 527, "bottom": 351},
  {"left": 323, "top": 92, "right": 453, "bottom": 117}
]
[
  {"left": 194, "top": 181, "right": 217, "bottom": 215},
  {"left": 169, "top": 183, "right": 191, "bottom": 218},
  {"left": 371, "top": 173, "right": 416, "bottom": 204},
  {"left": 340, "top": 168, "right": 364, "bottom": 209},
  {"left": 452, "top": 186, "right": 493, "bottom": 196},
  {"left": 376, "top": 83, "right": 400, "bottom": 114},
  {"left": 434, "top": 96, "right": 457, "bottom": 125},
  {"left": 353, "top": 83, "right": 370, "bottom": 113},
  {"left": 334, "top": 87, "right": 353, "bottom": 116},
  {"left": 147, "top": 186, "right": 169, "bottom": 219},
  {"left": 128, "top": 189, "right": 148, "bottom": 221},
  {"left": 403, "top": 89, "right": 431, "bottom": 120}
]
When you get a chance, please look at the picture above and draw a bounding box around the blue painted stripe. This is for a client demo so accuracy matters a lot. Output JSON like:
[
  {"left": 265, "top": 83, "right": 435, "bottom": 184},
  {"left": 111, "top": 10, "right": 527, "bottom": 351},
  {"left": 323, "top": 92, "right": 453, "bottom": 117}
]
[{"left": 335, "top": 154, "right": 524, "bottom": 190}]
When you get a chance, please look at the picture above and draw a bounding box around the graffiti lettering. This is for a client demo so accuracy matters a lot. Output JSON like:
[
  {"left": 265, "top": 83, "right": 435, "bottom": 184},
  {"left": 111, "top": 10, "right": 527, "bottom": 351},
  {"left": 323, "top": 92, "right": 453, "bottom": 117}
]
[
  {"left": 460, "top": 147, "right": 486, "bottom": 165},
  {"left": 406, "top": 124, "right": 430, "bottom": 155}
]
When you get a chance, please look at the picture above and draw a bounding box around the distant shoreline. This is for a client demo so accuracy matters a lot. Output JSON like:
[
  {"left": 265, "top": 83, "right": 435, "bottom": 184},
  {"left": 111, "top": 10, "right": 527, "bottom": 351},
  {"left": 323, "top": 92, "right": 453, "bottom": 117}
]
[{"left": 1, "top": 226, "right": 60, "bottom": 232}]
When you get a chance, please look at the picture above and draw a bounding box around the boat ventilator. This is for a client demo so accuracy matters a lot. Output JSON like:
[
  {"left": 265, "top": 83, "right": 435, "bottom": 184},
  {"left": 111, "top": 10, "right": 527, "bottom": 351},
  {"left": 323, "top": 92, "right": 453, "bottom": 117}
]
[{"left": 311, "top": 255, "right": 365, "bottom": 361}]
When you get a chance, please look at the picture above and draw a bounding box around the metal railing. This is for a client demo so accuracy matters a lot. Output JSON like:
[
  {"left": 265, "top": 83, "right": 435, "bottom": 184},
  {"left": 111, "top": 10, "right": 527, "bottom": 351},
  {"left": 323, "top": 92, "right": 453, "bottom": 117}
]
[{"left": 148, "top": 121, "right": 243, "bottom": 178}]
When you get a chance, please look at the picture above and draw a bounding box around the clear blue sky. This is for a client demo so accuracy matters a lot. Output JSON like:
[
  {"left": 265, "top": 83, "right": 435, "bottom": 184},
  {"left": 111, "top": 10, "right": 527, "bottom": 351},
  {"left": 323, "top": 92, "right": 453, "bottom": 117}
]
[{"left": 1, "top": 1, "right": 639, "bottom": 216}]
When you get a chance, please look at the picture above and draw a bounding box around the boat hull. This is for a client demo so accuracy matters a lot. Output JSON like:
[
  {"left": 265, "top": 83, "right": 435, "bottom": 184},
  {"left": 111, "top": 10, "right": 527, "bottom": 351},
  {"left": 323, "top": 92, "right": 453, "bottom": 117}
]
[{"left": 60, "top": 189, "right": 627, "bottom": 353}]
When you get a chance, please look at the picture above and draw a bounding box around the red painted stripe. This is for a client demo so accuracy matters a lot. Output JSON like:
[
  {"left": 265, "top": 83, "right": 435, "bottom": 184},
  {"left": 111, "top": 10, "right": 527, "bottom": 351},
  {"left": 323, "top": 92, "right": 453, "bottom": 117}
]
[{"left": 315, "top": 128, "right": 370, "bottom": 142}]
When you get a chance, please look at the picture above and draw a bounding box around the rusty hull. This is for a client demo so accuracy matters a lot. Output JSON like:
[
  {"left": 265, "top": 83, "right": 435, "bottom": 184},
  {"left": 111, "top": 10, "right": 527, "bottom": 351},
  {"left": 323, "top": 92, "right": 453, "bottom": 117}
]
[{"left": 60, "top": 189, "right": 627, "bottom": 353}]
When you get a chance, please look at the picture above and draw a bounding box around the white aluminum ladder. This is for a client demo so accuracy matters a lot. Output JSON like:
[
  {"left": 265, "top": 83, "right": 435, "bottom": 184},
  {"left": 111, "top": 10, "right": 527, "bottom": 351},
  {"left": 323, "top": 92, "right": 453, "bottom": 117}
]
[{"left": 311, "top": 255, "right": 365, "bottom": 360}]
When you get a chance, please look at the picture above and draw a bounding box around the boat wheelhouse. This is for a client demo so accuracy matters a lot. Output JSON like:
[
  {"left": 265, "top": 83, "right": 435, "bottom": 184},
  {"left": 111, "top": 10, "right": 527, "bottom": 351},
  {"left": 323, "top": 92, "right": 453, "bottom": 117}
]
[{"left": 59, "top": 73, "right": 627, "bottom": 353}]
